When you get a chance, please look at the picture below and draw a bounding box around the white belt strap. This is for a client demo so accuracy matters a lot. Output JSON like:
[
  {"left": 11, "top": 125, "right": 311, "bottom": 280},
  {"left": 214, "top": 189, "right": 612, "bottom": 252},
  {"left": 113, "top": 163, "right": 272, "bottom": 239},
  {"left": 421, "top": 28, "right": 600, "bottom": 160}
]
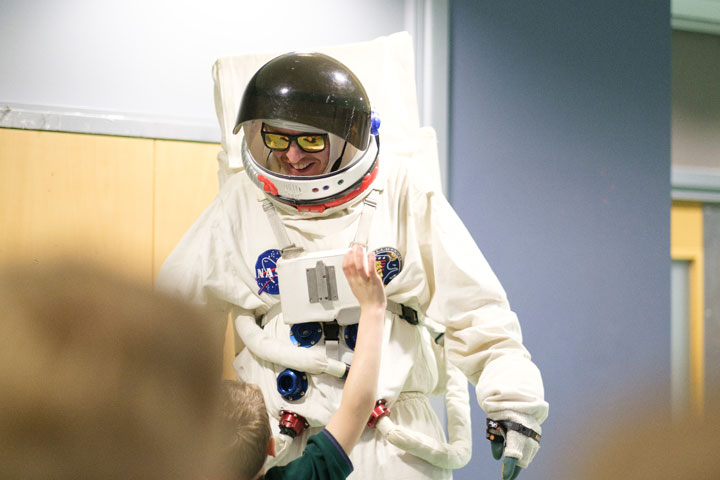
[
  {"left": 350, "top": 188, "right": 382, "bottom": 248},
  {"left": 262, "top": 199, "right": 297, "bottom": 253},
  {"left": 385, "top": 300, "right": 419, "bottom": 325},
  {"left": 323, "top": 322, "right": 340, "bottom": 362}
]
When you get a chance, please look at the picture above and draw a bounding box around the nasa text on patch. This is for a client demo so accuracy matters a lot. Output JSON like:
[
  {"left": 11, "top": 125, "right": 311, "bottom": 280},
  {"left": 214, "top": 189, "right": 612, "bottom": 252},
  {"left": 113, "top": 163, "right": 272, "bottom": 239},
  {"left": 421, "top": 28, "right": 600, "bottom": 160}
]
[{"left": 255, "top": 248, "right": 282, "bottom": 295}]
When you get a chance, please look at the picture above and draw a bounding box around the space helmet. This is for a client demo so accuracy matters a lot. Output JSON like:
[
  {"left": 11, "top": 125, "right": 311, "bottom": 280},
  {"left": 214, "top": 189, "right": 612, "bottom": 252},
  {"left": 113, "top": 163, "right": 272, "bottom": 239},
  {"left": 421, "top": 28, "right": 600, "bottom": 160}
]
[{"left": 233, "top": 52, "right": 380, "bottom": 214}]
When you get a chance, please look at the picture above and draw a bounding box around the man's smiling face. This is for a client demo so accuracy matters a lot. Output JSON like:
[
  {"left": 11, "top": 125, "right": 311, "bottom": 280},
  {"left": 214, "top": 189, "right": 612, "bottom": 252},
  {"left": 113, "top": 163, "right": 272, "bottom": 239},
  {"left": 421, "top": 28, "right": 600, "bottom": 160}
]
[{"left": 265, "top": 126, "right": 331, "bottom": 177}]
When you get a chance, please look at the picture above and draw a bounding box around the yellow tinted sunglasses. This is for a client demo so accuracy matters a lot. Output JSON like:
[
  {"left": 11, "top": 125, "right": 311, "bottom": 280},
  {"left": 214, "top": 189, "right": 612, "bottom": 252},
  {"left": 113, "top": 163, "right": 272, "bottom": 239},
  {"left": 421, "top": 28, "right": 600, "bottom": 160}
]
[{"left": 261, "top": 125, "right": 328, "bottom": 153}]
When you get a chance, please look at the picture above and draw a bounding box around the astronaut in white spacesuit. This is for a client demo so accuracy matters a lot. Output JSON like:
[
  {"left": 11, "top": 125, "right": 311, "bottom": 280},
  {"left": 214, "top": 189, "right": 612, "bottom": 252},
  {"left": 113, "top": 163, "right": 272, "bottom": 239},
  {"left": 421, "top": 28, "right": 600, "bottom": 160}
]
[{"left": 157, "top": 52, "right": 548, "bottom": 480}]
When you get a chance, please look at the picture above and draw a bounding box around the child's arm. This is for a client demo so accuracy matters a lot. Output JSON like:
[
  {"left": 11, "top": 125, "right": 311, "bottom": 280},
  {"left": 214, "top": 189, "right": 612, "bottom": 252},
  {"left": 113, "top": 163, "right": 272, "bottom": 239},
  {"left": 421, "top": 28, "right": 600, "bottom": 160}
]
[{"left": 325, "top": 245, "right": 387, "bottom": 454}]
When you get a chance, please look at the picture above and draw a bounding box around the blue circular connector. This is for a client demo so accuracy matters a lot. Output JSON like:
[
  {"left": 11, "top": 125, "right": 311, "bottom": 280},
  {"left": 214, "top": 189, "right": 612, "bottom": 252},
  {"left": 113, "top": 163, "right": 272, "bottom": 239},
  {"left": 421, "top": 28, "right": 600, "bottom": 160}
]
[
  {"left": 370, "top": 110, "right": 381, "bottom": 136},
  {"left": 277, "top": 368, "right": 308, "bottom": 401},
  {"left": 343, "top": 323, "right": 358, "bottom": 350},
  {"left": 290, "top": 322, "right": 323, "bottom": 348}
]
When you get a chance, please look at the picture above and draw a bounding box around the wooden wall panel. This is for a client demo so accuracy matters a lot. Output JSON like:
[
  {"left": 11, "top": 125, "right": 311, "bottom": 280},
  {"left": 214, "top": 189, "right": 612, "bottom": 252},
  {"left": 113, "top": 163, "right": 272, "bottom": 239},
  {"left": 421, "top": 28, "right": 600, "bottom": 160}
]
[
  {"left": 153, "top": 140, "right": 220, "bottom": 279},
  {"left": 153, "top": 139, "right": 238, "bottom": 379},
  {"left": 671, "top": 200, "right": 705, "bottom": 416},
  {"left": 1, "top": 129, "right": 236, "bottom": 378},
  {"left": 0, "top": 129, "right": 155, "bottom": 285}
]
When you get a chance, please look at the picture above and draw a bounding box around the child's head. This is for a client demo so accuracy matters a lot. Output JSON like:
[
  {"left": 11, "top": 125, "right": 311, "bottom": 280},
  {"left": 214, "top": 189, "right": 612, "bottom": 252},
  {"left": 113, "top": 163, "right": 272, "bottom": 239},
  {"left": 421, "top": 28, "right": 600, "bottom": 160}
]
[{"left": 219, "top": 380, "right": 273, "bottom": 480}]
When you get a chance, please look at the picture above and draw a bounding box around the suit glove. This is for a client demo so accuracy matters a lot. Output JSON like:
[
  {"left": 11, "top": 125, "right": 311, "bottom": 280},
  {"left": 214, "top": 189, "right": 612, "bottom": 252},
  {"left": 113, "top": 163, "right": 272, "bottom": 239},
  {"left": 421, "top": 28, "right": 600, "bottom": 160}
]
[{"left": 486, "top": 411, "right": 541, "bottom": 480}]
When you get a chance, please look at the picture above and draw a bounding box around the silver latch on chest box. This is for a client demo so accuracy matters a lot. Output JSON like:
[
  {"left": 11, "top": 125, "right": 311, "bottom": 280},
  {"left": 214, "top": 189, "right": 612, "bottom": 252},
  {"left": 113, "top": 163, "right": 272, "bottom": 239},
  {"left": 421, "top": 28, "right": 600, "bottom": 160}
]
[{"left": 306, "top": 260, "right": 339, "bottom": 303}]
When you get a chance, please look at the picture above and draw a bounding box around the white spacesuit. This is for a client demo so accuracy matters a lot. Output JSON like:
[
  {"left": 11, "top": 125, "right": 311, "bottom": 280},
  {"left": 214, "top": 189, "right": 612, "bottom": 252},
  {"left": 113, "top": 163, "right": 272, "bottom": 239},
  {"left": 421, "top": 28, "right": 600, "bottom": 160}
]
[{"left": 157, "top": 51, "right": 547, "bottom": 480}]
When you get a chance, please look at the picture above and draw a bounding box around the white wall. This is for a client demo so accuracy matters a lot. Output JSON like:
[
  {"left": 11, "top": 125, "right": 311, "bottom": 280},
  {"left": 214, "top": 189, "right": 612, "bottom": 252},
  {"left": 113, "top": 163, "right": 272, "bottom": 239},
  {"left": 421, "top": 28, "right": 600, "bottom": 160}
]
[{"left": 0, "top": 0, "right": 445, "bottom": 147}]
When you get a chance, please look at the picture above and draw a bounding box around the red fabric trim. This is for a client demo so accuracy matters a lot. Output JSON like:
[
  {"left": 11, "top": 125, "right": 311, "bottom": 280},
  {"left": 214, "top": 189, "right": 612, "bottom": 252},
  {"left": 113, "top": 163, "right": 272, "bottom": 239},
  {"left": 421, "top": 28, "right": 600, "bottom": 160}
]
[
  {"left": 258, "top": 174, "right": 279, "bottom": 196},
  {"left": 296, "top": 160, "right": 380, "bottom": 214}
]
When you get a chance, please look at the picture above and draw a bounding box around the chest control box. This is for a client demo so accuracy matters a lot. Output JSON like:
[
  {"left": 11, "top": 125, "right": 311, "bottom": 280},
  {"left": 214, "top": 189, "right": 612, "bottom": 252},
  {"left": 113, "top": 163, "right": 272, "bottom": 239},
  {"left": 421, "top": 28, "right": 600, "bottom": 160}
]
[{"left": 276, "top": 248, "right": 361, "bottom": 325}]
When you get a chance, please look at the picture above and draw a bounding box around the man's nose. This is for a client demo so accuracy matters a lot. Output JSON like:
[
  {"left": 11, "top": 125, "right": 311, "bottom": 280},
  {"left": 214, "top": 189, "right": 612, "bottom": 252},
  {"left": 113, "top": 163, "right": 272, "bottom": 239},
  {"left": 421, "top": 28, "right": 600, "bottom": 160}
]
[{"left": 284, "top": 141, "right": 304, "bottom": 164}]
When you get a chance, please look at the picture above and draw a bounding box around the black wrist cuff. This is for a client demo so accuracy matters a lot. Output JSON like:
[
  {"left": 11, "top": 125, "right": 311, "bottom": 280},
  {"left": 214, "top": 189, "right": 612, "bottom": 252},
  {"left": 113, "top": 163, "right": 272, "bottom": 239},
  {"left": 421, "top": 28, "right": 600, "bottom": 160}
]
[{"left": 486, "top": 418, "right": 541, "bottom": 443}]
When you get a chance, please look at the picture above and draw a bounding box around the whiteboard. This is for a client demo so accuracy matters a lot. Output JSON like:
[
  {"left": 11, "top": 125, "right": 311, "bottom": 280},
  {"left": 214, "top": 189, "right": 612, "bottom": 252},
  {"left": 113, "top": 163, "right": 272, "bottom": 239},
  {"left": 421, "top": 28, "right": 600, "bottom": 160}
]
[{"left": 0, "top": 0, "right": 445, "bottom": 144}]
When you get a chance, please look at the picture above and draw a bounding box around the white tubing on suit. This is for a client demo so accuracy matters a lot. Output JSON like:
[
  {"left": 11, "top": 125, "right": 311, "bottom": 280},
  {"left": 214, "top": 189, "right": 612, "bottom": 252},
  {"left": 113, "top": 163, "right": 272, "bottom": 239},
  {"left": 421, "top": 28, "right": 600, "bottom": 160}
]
[
  {"left": 375, "top": 357, "right": 472, "bottom": 469},
  {"left": 235, "top": 314, "right": 348, "bottom": 377},
  {"left": 241, "top": 306, "right": 472, "bottom": 470}
]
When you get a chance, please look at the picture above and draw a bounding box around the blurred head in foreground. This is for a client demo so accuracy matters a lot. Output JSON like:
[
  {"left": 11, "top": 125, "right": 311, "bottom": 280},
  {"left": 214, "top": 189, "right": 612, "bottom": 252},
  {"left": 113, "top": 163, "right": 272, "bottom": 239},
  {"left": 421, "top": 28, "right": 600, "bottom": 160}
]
[
  {"left": 559, "top": 392, "right": 720, "bottom": 479},
  {"left": 0, "top": 261, "right": 224, "bottom": 480}
]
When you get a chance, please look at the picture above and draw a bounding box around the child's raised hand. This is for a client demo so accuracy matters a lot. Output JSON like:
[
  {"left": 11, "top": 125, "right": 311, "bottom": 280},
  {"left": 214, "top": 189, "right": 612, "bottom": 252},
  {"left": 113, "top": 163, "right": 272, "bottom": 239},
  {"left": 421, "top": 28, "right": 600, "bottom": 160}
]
[
  {"left": 327, "top": 245, "right": 387, "bottom": 455},
  {"left": 343, "top": 245, "right": 386, "bottom": 311}
]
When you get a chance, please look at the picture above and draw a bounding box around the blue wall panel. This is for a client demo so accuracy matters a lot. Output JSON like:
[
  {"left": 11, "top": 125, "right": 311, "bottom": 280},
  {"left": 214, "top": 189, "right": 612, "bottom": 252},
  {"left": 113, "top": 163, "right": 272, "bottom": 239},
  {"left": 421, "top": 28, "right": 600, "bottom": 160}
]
[{"left": 449, "top": 1, "right": 671, "bottom": 477}]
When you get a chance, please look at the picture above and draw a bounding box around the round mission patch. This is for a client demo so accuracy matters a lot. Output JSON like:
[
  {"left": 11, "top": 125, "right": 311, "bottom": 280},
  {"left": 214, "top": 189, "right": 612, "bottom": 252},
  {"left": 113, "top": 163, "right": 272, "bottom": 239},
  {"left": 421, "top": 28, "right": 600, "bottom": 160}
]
[{"left": 373, "top": 247, "right": 403, "bottom": 286}]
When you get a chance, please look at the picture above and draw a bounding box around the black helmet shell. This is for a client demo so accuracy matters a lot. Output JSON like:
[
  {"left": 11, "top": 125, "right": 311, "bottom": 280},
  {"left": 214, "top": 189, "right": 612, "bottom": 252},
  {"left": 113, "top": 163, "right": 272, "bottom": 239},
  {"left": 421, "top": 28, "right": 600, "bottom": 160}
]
[{"left": 233, "top": 52, "right": 371, "bottom": 150}]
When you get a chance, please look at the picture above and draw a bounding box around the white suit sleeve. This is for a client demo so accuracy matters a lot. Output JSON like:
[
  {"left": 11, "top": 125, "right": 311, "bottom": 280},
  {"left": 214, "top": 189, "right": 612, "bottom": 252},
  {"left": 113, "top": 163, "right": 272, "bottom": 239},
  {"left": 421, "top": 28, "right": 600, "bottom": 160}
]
[
  {"left": 156, "top": 195, "right": 247, "bottom": 316},
  {"left": 420, "top": 190, "right": 548, "bottom": 427}
]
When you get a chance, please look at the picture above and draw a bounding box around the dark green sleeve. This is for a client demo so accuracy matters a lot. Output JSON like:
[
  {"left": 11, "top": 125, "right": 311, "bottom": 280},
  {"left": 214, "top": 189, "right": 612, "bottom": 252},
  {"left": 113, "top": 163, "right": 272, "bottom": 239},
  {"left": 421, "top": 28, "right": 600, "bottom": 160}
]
[{"left": 265, "top": 429, "right": 353, "bottom": 480}]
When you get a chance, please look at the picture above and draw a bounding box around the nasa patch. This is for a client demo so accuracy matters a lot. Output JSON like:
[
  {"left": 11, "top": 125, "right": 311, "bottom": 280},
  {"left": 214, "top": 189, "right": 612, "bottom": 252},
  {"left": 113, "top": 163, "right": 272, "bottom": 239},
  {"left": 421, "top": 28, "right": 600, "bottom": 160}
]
[
  {"left": 255, "top": 249, "right": 281, "bottom": 295},
  {"left": 374, "top": 247, "right": 403, "bottom": 286}
]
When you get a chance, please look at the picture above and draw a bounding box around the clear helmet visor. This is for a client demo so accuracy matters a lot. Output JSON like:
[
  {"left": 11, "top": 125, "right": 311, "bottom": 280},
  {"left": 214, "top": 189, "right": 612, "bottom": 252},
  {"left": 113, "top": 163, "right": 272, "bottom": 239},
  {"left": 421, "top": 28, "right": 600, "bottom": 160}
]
[
  {"left": 241, "top": 119, "right": 362, "bottom": 177},
  {"left": 239, "top": 119, "right": 379, "bottom": 209}
]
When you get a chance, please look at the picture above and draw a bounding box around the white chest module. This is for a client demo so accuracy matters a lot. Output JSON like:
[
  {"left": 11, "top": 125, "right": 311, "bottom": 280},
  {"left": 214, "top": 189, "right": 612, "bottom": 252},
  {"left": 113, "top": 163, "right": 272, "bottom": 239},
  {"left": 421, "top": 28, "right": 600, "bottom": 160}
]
[{"left": 276, "top": 248, "right": 361, "bottom": 325}]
